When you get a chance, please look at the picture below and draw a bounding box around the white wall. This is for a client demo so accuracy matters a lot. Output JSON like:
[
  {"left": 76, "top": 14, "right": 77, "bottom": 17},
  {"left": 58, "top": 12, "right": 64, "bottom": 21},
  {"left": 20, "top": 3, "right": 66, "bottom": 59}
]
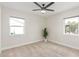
[
  {"left": 0, "top": 6, "right": 1, "bottom": 53},
  {"left": 1, "top": 5, "right": 79, "bottom": 50},
  {"left": 47, "top": 7, "right": 79, "bottom": 49},
  {"left": 1, "top": 7, "right": 46, "bottom": 50}
]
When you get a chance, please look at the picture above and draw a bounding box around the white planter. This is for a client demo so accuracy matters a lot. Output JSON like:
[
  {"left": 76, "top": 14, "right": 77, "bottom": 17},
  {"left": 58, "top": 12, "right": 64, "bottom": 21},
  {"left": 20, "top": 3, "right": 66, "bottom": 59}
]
[{"left": 44, "top": 39, "right": 48, "bottom": 42}]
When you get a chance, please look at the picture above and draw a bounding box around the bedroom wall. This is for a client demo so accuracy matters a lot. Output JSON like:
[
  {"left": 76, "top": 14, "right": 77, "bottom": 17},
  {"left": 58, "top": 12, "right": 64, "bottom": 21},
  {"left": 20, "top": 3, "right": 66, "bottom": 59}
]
[
  {"left": 47, "top": 7, "right": 79, "bottom": 49},
  {"left": 1, "top": 5, "right": 79, "bottom": 50},
  {"left": 0, "top": 6, "right": 1, "bottom": 53},
  {"left": 1, "top": 7, "right": 46, "bottom": 50}
]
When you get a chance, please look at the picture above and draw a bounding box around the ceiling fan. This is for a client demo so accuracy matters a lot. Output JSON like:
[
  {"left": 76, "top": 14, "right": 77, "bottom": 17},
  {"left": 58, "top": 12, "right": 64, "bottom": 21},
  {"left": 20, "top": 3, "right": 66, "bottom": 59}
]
[{"left": 32, "top": 2, "right": 55, "bottom": 14}]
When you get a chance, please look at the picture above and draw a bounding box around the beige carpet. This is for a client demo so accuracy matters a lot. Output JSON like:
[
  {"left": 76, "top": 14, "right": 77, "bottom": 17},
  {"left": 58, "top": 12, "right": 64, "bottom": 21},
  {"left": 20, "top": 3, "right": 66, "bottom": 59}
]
[{"left": 1, "top": 41, "right": 79, "bottom": 57}]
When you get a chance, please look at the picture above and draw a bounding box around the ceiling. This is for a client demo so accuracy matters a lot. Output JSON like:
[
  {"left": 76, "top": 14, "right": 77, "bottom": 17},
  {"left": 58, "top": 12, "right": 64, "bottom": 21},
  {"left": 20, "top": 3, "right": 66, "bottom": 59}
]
[{"left": 0, "top": 2, "right": 79, "bottom": 17}]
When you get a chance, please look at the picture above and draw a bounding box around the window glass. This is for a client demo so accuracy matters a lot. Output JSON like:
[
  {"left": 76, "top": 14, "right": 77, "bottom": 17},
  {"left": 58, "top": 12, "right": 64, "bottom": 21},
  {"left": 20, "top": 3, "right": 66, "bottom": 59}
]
[
  {"left": 65, "top": 17, "right": 79, "bottom": 35},
  {"left": 9, "top": 17, "right": 24, "bottom": 35}
]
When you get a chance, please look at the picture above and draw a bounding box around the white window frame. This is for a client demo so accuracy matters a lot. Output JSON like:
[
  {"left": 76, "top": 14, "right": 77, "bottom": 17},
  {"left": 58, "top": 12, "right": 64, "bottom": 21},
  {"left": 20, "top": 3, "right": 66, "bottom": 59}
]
[
  {"left": 9, "top": 16, "right": 24, "bottom": 36},
  {"left": 64, "top": 16, "right": 79, "bottom": 36}
]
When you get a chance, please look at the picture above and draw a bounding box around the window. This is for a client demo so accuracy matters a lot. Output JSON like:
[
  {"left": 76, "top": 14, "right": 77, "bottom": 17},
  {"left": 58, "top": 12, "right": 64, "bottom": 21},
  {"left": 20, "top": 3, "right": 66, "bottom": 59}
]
[
  {"left": 9, "top": 17, "right": 24, "bottom": 35},
  {"left": 65, "top": 16, "right": 79, "bottom": 35}
]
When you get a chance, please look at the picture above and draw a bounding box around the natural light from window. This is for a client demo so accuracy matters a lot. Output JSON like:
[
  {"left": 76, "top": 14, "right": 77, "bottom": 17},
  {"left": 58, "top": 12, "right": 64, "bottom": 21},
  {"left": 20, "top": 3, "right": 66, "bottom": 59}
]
[
  {"left": 9, "top": 17, "right": 24, "bottom": 35},
  {"left": 65, "top": 16, "right": 79, "bottom": 35}
]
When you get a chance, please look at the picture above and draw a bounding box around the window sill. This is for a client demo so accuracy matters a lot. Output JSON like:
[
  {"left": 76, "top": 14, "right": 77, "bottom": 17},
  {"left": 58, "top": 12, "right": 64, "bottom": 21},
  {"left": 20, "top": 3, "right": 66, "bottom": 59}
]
[
  {"left": 64, "top": 33, "right": 79, "bottom": 36},
  {"left": 9, "top": 34, "right": 24, "bottom": 36}
]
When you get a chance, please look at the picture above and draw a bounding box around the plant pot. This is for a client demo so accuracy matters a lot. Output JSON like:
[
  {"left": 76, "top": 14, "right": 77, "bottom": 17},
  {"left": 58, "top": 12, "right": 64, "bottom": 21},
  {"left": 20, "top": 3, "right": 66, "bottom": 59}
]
[{"left": 44, "top": 39, "right": 48, "bottom": 42}]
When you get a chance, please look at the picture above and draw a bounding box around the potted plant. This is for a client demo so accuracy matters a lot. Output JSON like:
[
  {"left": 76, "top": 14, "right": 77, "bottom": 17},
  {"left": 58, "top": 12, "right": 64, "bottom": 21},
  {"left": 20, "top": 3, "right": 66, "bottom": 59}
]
[{"left": 43, "top": 28, "right": 48, "bottom": 42}]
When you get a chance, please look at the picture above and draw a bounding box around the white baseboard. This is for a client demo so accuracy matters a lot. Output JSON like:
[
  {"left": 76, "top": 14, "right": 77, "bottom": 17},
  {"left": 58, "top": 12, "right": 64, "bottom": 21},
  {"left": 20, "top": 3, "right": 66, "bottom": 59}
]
[
  {"left": 48, "top": 40, "right": 79, "bottom": 50},
  {"left": 2, "top": 39, "right": 79, "bottom": 51},
  {"left": 2, "top": 39, "right": 42, "bottom": 51}
]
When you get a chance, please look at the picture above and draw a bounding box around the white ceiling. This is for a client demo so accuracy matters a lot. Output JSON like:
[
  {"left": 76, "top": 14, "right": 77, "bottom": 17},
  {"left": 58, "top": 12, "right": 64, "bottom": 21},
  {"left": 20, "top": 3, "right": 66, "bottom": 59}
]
[{"left": 0, "top": 2, "right": 79, "bottom": 17}]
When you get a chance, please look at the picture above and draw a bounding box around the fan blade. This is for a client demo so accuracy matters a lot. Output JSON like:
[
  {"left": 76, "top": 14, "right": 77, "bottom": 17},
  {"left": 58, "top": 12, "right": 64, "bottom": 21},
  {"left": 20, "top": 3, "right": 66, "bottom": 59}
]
[
  {"left": 44, "top": 2, "right": 54, "bottom": 9},
  {"left": 45, "top": 9, "right": 54, "bottom": 11},
  {"left": 34, "top": 2, "right": 42, "bottom": 9},
  {"left": 32, "top": 9, "right": 41, "bottom": 11}
]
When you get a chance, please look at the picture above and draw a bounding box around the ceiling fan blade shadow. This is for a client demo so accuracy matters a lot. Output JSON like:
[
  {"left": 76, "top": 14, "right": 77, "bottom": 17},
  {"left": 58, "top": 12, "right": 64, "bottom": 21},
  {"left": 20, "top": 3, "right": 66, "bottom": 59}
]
[
  {"left": 34, "top": 2, "right": 42, "bottom": 9},
  {"left": 44, "top": 2, "right": 54, "bottom": 9}
]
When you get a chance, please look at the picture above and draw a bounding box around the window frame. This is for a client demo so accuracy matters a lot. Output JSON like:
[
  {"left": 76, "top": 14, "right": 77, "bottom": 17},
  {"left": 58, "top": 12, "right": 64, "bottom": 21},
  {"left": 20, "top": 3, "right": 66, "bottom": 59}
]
[
  {"left": 9, "top": 16, "right": 25, "bottom": 36},
  {"left": 64, "top": 16, "right": 79, "bottom": 36}
]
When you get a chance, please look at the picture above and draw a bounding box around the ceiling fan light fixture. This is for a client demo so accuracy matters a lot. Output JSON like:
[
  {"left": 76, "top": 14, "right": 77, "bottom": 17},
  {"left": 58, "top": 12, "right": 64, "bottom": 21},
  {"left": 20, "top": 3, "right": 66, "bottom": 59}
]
[
  {"left": 41, "top": 10, "right": 46, "bottom": 14},
  {"left": 33, "top": 2, "right": 55, "bottom": 13}
]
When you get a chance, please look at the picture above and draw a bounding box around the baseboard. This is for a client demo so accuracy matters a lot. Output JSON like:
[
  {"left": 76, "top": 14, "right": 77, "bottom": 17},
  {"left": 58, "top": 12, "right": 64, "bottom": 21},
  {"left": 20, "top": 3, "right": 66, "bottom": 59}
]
[
  {"left": 2, "top": 39, "right": 42, "bottom": 51},
  {"left": 48, "top": 40, "right": 79, "bottom": 50},
  {"left": 2, "top": 39, "right": 79, "bottom": 51}
]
